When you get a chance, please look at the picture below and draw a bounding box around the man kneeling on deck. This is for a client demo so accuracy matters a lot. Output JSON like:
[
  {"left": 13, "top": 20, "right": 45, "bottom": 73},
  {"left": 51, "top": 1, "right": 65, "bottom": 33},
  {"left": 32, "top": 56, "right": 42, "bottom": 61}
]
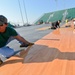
[
  {"left": 0, "top": 15, "right": 34, "bottom": 64},
  {"left": 51, "top": 20, "right": 61, "bottom": 29}
]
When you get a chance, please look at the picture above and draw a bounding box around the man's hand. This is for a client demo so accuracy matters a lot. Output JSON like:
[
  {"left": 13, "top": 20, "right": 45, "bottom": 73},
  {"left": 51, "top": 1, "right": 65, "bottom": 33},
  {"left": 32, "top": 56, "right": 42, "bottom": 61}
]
[{"left": 20, "top": 42, "right": 34, "bottom": 47}]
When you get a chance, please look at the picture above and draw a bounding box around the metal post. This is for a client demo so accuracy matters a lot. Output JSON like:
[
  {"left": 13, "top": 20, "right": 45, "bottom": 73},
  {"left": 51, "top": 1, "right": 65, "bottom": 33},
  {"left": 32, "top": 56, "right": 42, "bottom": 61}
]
[
  {"left": 18, "top": 0, "right": 24, "bottom": 25},
  {"left": 23, "top": 0, "right": 28, "bottom": 25}
]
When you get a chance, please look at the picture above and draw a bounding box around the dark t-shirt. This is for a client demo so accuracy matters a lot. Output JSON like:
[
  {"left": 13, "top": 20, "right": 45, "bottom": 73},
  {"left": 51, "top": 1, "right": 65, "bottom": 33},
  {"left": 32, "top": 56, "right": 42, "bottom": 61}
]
[
  {"left": 0, "top": 27, "right": 18, "bottom": 47},
  {"left": 52, "top": 21, "right": 60, "bottom": 27}
]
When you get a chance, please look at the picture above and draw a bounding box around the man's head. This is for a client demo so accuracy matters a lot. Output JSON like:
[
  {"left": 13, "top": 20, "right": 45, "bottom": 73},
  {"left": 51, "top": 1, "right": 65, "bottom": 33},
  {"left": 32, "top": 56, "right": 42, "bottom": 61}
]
[
  {"left": 0, "top": 15, "right": 8, "bottom": 33},
  {"left": 58, "top": 20, "right": 61, "bottom": 23}
]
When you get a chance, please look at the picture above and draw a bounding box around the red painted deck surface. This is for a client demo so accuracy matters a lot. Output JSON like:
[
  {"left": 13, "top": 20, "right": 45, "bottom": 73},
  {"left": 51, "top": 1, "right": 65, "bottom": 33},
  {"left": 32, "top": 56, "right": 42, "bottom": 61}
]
[{"left": 0, "top": 26, "right": 75, "bottom": 75}]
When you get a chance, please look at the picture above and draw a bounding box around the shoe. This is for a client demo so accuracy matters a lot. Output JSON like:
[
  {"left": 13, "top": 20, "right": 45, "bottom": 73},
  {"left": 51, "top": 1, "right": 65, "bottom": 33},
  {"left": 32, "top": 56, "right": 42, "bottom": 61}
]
[
  {"left": 0, "top": 59, "right": 3, "bottom": 65},
  {"left": 20, "top": 43, "right": 34, "bottom": 47}
]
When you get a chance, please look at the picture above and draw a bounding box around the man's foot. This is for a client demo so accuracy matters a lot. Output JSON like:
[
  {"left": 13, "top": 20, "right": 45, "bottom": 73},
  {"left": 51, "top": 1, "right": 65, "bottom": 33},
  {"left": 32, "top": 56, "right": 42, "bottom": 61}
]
[
  {"left": 20, "top": 43, "right": 34, "bottom": 47},
  {"left": 0, "top": 59, "right": 3, "bottom": 65}
]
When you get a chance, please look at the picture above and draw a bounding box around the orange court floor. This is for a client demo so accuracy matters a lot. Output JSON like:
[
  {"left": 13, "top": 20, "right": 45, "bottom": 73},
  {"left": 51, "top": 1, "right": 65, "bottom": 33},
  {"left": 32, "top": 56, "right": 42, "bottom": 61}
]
[{"left": 0, "top": 24, "right": 75, "bottom": 75}]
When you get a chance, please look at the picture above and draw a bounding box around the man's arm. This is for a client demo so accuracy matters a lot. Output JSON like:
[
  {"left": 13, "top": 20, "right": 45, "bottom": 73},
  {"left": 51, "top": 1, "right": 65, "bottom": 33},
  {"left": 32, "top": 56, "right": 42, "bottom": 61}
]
[
  {"left": 14, "top": 35, "right": 30, "bottom": 44},
  {"left": 13, "top": 35, "right": 34, "bottom": 47}
]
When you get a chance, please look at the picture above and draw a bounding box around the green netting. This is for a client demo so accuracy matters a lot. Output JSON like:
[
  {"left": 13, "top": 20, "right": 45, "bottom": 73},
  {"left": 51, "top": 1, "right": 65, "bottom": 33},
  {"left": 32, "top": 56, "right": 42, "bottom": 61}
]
[
  {"left": 35, "top": 13, "right": 53, "bottom": 24},
  {"left": 49, "top": 10, "right": 65, "bottom": 22},
  {"left": 34, "top": 7, "right": 75, "bottom": 24},
  {"left": 66, "top": 8, "right": 75, "bottom": 20}
]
